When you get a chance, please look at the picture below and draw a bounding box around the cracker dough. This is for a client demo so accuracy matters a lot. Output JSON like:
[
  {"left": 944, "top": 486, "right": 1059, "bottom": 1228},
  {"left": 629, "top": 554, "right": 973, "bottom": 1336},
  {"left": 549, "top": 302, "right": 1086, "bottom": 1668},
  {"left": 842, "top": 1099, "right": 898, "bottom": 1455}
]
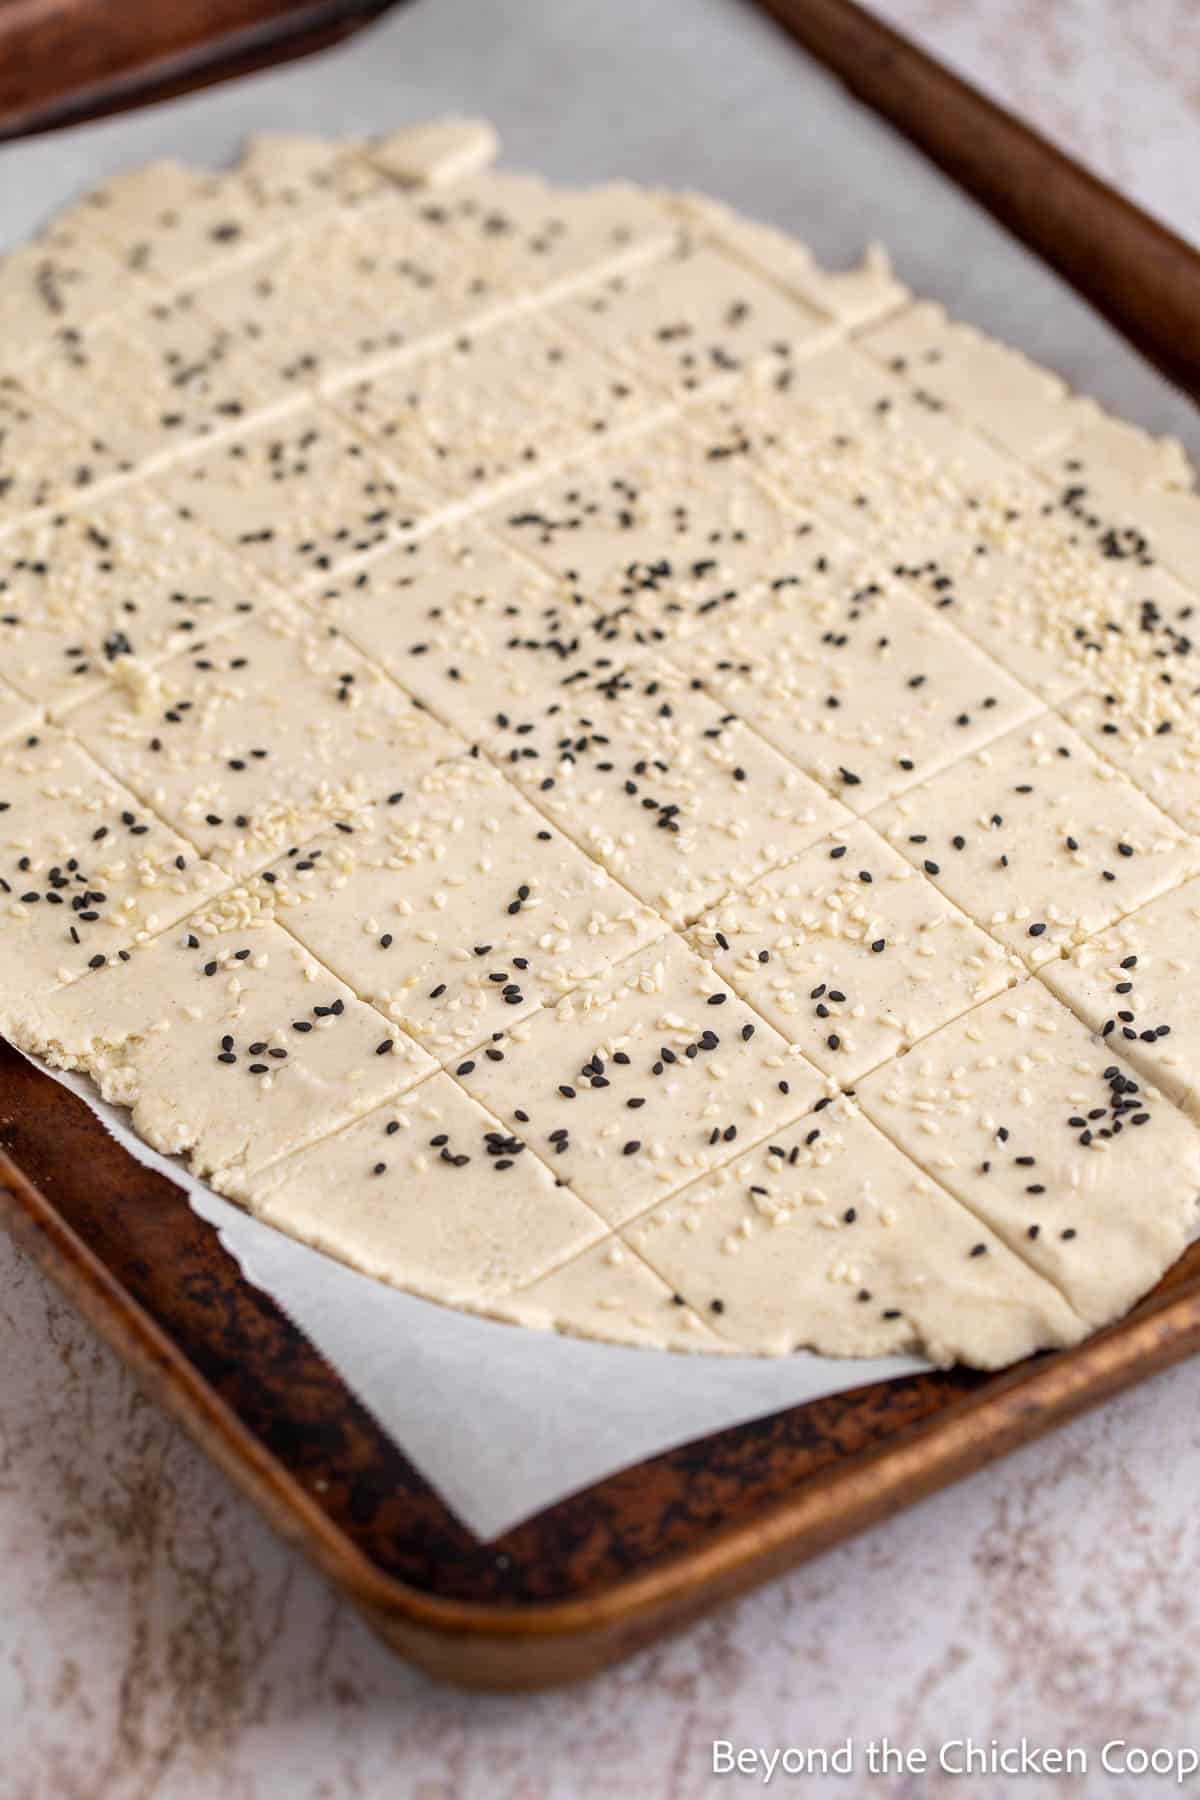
[
  {"left": 0, "top": 373, "right": 134, "bottom": 536},
  {"left": 0, "top": 490, "right": 270, "bottom": 716},
  {"left": 240, "top": 1071, "right": 606, "bottom": 1304},
  {"left": 328, "top": 312, "right": 671, "bottom": 503},
  {"left": 21, "top": 914, "right": 433, "bottom": 1186},
  {"left": 0, "top": 730, "right": 226, "bottom": 1022},
  {"left": 873, "top": 717, "right": 1199, "bottom": 968},
  {"left": 28, "top": 302, "right": 293, "bottom": 470},
  {"left": 234, "top": 133, "right": 390, "bottom": 214},
  {"left": 1057, "top": 684, "right": 1200, "bottom": 839},
  {"left": 1041, "top": 876, "right": 1200, "bottom": 1123},
  {"left": 153, "top": 404, "right": 452, "bottom": 589},
  {"left": 487, "top": 411, "right": 844, "bottom": 641},
  {"left": 883, "top": 505, "right": 1197, "bottom": 709},
  {"left": 859, "top": 301, "right": 1078, "bottom": 462},
  {"left": 1036, "top": 439, "right": 1200, "bottom": 593},
  {"left": 691, "top": 819, "right": 1020, "bottom": 1082},
  {"left": 562, "top": 242, "right": 836, "bottom": 398},
  {"left": 500, "top": 1237, "right": 727, "bottom": 1350},
  {"left": 673, "top": 563, "right": 1042, "bottom": 812},
  {"left": 456, "top": 933, "right": 827, "bottom": 1226},
  {"left": 301, "top": 529, "right": 597, "bottom": 740},
  {"left": 80, "top": 150, "right": 385, "bottom": 287},
  {"left": 675, "top": 194, "right": 908, "bottom": 328},
  {"left": 207, "top": 753, "right": 663, "bottom": 1059},
  {"left": 69, "top": 608, "right": 463, "bottom": 877},
  {"left": 856, "top": 984, "right": 1200, "bottom": 1330},
  {"left": 626, "top": 1096, "right": 1085, "bottom": 1365},
  {"left": 0, "top": 219, "right": 144, "bottom": 371},
  {"left": 489, "top": 651, "right": 850, "bottom": 925},
  {"left": 191, "top": 206, "right": 525, "bottom": 396},
  {"left": 422, "top": 170, "right": 679, "bottom": 302},
  {"left": 2, "top": 118, "right": 1199, "bottom": 1367}
]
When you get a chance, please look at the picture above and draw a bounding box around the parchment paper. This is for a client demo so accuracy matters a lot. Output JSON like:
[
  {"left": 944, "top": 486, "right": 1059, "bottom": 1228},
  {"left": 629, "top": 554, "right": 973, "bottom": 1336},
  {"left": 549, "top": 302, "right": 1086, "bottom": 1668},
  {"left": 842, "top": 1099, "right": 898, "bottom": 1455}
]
[{"left": 1, "top": 0, "right": 1196, "bottom": 1541}]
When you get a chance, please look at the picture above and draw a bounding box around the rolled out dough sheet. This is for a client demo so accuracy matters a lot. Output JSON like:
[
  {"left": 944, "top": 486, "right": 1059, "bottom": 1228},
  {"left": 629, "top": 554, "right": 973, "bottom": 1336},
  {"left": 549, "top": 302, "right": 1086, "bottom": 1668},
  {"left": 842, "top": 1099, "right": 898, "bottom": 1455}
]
[{"left": 2, "top": 111, "right": 1199, "bottom": 1376}]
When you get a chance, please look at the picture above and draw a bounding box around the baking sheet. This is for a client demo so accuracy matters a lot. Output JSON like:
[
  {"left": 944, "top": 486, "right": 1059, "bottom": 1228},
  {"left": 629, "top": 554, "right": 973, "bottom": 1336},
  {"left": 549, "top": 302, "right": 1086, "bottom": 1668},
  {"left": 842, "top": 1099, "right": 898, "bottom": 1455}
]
[
  {"left": 14, "top": 1047, "right": 922, "bottom": 1539},
  {"left": 1, "top": 0, "right": 1196, "bottom": 1542}
]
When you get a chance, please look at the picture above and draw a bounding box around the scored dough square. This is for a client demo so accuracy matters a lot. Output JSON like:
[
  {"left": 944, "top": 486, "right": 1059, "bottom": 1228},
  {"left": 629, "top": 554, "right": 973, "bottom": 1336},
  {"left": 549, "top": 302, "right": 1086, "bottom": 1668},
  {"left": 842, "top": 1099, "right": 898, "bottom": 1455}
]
[
  {"left": 421, "top": 171, "right": 678, "bottom": 302},
  {"left": 0, "top": 373, "right": 134, "bottom": 537},
  {"left": 22, "top": 914, "right": 433, "bottom": 1186},
  {"left": 114, "top": 286, "right": 306, "bottom": 428},
  {"left": 153, "top": 404, "right": 452, "bottom": 589},
  {"left": 309, "top": 195, "right": 527, "bottom": 352},
  {"left": 79, "top": 156, "right": 381, "bottom": 288},
  {"left": 884, "top": 510, "right": 1197, "bottom": 710},
  {"left": 561, "top": 242, "right": 835, "bottom": 398},
  {"left": 1036, "top": 409, "right": 1195, "bottom": 497},
  {"left": 694, "top": 352, "right": 1131, "bottom": 709},
  {"left": 500, "top": 1237, "right": 727, "bottom": 1351},
  {"left": 30, "top": 301, "right": 294, "bottom": 469},
  {"left": 674, "top": 565, "right": 1041, "bottom": 812},
  {"left": 327, "top": 313, "right": 671, "bottom": 505},
  {"left": 240, "top": 1074, "right": 605, "bottom": 1304},
  {"left": 873, "top": 717, "right": 1199, "bottom": 968},
  {"left": 856, "top": 982, "right": 1200, "bottom": 1329},
  {"left": 487, "top": 414, "right": 844, "bottom": 642},
  {"left": 303, "top": 530, "right": 601, "bottom": 740},
  {"left": 188, "top": 232, "right": 411, "bottom": 398},
  {"left": 455, "top": 933, "right": 826, "bottom": 1226},
  {"left": 676, "top": 194, "right": 909, "bottom": 328},
  {"left": 1059, "top": 675, "right": 1200, "bottom": 838},
  {"left": 69, "top": 609, "right": 463, "bottom": 877},
  {"left": 691, "top": 819, "right": 1020, "bottom": 1082},
  {"left": 0, "top": 490, "right": 270, "bottom": 717},
  {"left": 490, "top": 652, "right": 850, "bottom": 925},
  {"left": 189, "top": 206, "right": 523, "bottom": 397},
  {"left": 858, "top": 301, "right": 1077, "bottom": 462},
  {"left": 1036, "top": 438, "right": 1200, "bottom": 594},
  {"left": 213, "top": 753, "right": 663, "bottom": 1060},
  {"left": 703, "top": 347, "right": 1038, "bottom": 564},
  {"left": 82, "top": 160, "right": 288, "bottom": 285},
  {"left": 0, "top": 220, "right": 144, "bottom": 372},
  {"left": 625, "top": 1098, "right": 1085, "bottom": 1365},
  {"left": 1041, "top": 876, "right": 1200, "bottom": 1123},
  {"left": 0, "top": 730, "right": 226, "bottom": 1023}
]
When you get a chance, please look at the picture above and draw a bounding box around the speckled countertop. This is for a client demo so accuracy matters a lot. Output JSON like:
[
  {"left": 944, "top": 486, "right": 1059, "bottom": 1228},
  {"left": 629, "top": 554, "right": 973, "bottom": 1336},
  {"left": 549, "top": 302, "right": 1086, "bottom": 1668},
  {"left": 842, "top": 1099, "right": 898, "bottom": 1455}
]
[{"left": 3, "top": 5, "right": 1200, "bottom": 1796}]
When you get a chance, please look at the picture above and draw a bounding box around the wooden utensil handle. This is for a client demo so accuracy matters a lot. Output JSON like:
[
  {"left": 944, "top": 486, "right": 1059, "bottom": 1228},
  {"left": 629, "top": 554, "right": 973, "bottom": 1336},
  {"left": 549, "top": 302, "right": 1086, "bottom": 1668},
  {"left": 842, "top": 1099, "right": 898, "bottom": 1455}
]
[{"left": 755, "top": 0, "right": 1200, "bottom": 404}]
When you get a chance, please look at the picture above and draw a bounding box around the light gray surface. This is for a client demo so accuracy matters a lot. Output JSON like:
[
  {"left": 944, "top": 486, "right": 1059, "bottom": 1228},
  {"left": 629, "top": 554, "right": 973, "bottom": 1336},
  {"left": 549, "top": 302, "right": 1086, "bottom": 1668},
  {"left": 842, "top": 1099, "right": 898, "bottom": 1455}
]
[{"left": 3, "top": 1, "right": 1200, "bottom": 1791}]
